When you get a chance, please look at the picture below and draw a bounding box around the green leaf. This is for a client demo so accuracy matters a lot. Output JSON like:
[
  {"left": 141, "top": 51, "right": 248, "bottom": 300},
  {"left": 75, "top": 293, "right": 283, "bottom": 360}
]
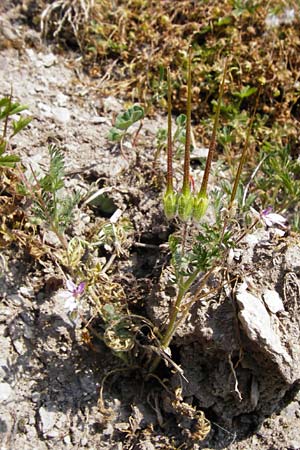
[
  {"left": 232, "top": 85, "right": 257, "bottom": 99},
  {"left": 115, "top": 105, "right": 144, "bottom": 130},
  {"left": 176, "top": 114, "right": 187, "bottom": 127},
  {"left": 0, "top": 140, "right": 7, "bottom": 155},
  {"left": 0, "top": 154, "right": 20, "bottom": 168},
  {"left": 107, "top": 127, "right": 123, "bottom": 142},
  {"left": 215, "top": 16, "right": 232, "bottom": 26},
  {"left": 0, "top": 98, "right": 29, "bottom": 121},
  {"left": 11, "top": 117, "right": 32, "bottom": 137}
]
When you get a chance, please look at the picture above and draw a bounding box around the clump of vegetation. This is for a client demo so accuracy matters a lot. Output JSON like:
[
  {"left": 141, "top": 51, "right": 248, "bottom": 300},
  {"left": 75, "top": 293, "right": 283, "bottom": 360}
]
[
  {"left": 38, "top": 0, "right": 300, "bottom": 227},
  {"left": 0, "top": 95, "right": 31, "bottom": 167}
]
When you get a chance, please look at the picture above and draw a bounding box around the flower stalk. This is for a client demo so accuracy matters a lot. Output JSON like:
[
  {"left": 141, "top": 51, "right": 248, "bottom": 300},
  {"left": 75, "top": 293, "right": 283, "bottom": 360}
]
[
  {"left": 163, "top": 66, "right": 177, "bottom": 220},
  {"left": 177, "top": 47, "right": 194, "bottom": 221}
]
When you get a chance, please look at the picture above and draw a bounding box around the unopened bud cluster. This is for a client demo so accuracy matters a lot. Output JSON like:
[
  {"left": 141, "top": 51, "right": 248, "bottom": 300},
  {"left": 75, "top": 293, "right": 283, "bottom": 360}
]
[{"left": 163, "top": 189, "right": 209, "bottom": 222}]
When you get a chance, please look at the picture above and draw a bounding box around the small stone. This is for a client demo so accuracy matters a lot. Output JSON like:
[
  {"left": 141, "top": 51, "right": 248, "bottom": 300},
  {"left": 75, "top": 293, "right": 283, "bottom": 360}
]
[
  {"left": 285, "top": 245, "right": 300, "bottom": 271},
  {"left": 19, "top": 286, "right": 35, "bottom": 298},
  {"left": 39, "top": 406, "right": 57, "bottom": 434},
  {"left": 190, "top": 146, "right": 209, "bottom": 160},
  {"left": 80, "top": 437, "right": 88, "bottom": 446},
  {"left": 64, "top": 435, "right": 72, "bottom": 445},
  {"left": 7, "top": 294, "right": 23, "bottom": 306},
  {"left": 134, "top": 442, "right": 155, "bottom": 450},
  {"left": 56, "top": 92, "right": 68, "bottom": 107},
  {"left": 289, "top": 440, "right": 300, "bottom": 450},
  {"left": 23, "top": 325, "right": 34, "bottom": 340},
  {"left": 103, "top": 96, "right": 123, "bottom": 113},
  {"left": 42, "top": 53, "right": 57, "bottom": 67},
  {"left": 31, "top": 392, "right": 41, "bottom": 403},
  {"left": 53, "top": 107, "right": 71, "bottom": 124},
  {"left": 46, "top": 429, "right": 60, "bottom": 438},
  {"left": 263, "top": 289, "right": 285, "bottom": 314},
  {"left": 0, "top": 382, "right": 13, "bottom": 402},
  {"left": 13, "top": 339, "right": 27, "bottom": 355}
]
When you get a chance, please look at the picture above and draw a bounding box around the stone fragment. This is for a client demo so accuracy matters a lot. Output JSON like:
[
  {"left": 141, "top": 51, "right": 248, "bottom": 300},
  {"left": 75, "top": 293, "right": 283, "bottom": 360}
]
[
  {"left": 0, "top": 382, "right": 13, "bottom": 402},
  {"left": 263, "top": 289, "right": 285, "bottom": 314},
  {"left": 236, "top": 287, "right": 291, "bottom": 364},
  {"left": 53, "top": 106, "right": 71, "bottom": 124},
  {"left": 39, "top": 406, "right": 57, "bottom": 434}
]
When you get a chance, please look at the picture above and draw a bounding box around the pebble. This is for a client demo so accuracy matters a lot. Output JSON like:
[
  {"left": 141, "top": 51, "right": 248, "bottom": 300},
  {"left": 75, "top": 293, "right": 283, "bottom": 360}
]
[
  {"left": 263, "top": 289, "right": 285, "bottom": 314},
  {"left": 289, "top": 440, "right": 300, "bottom": 450},
  {"left": 7, "top": 293, "right": 23, "bottom": 306},
  {"left": 19, "top": 286, "right": 35, "bottom": 298},
  {"left": 64, "top": 435, "right": 72, "bottom": 445},
  {"left": 53, "top": 106, "right": 71, "bottom": 124},
  {"left": 0, "top": 382, "right": 13, "bottom": 402},
  {"left": 39, "top": 406, "right": 57, "bottom": 434},
  {"left": 31, "top": 392, "right": 41, "bottom": 403},
  {"left": 13, "top": 339, "right": 27, "bottom": 355}
]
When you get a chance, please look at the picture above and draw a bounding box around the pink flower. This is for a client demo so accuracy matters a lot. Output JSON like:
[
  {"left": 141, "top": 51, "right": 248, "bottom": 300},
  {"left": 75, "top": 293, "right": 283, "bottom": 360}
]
[
  {"left": 59, "top": 279, "right": 86, "bottom": 312},
  {"left": 261, "top": 207, "right": 287, "bottom": 228}
]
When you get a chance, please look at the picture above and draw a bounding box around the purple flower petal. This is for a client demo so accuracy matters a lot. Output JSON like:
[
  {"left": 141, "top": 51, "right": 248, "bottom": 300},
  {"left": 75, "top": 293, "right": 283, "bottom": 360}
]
[
  {"left": 66, "top": 279, "right": 76, "bottom": 292},
  {"left": 76, "top": 282, "right": 86, "bottom": 296}
]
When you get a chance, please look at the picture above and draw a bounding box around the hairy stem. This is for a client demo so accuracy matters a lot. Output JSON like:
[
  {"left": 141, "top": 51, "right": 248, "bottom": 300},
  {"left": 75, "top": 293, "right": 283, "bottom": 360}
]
[
  {"left": 200, "top": 58, "right": 228, "bottom": 195},
  {"left": 166, "top": 66, "right": 173, "bottom": 193},
  {"left": 182, "top": 47, "right": 192, "bottom": 195}
]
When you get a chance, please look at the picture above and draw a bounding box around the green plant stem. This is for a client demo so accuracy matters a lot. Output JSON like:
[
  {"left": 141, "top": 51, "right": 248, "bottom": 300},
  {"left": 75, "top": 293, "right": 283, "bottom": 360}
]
[
  {"left": 200, "top": 58, "right": 228, "bottom": 195},
  {"left": 166, "top": 67, "right": 173, "bottom": 193},
  {"left": 149, "top": 267, "right": 199, "bottom": 373},
  {"left": 21, "top": 166, "right": 69, "bottom": 257},
  {"left": 182, "top": 47, "right": 192, "bottom": 195},
  {"left": 229, "top": 87, "right": 260, "bottom": 210}
]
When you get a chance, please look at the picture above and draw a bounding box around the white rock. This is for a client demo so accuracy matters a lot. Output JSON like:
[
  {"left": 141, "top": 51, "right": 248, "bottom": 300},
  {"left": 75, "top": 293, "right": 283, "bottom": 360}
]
[
  {"left": 39, "top": 406, "right": 57, "bottom": 433},
  {"left": 190, "top": 146, "right": 209, "bottom": 159},
  {"left": 103, "top": 96, "right": 123, "bottom": 113},
  {"left": 263, "top": 289, "right": 285, "bottom": 314},
  {"left": 236, "top": 287, "right": 291, "bottom": 364},
  {"left": 0, "top": 382, "right": 13, "bottom": 402},
  {"left": 42, "top": 53, "right": 57, "bottom": 67},
  {"left": 55, "top": 92, "right": 68, "bottom": 107},
  {"left": 53, "top": 107, "right": 71, "bottom": 124}
]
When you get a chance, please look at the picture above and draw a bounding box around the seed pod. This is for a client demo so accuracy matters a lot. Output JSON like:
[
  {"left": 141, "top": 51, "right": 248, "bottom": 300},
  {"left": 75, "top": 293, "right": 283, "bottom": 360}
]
[
  {"left": 193, "top": 192, "right": 209, "bottom": 221},
  {"left": 177, "top": 190, "right": 194, "bottom": 222},
  {"left": 163, "top": 190, "right": 177, "bottom": 220}
]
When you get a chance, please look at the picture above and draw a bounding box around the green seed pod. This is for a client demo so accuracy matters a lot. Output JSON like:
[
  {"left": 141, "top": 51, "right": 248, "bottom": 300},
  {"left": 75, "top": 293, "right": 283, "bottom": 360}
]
[
  {"left": 163, "top": 190, "right": 178, "bottom": 220},
  {"left": 177, "top": 190, "right": 194, "bottom": 222},
  {"left": 193, "top": 192, "right": 209, "bottom": 221}
]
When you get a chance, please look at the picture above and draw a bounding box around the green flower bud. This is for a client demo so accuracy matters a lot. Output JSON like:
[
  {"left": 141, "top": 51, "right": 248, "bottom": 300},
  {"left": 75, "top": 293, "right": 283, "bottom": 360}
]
[
  {"left": 177, "top": 190, "right": 194, "bottom": 222},
  {"left": 163, "top": 190, "right": 177, "bottom": 220},
  {"left": 193, "top": 192, "right": 209, "bottom": 221}
]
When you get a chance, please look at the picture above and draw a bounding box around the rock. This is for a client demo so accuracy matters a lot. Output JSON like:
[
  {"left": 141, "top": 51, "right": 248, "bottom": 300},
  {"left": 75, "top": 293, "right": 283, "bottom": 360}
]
[
  {"left": 19, "top": 286, "right": 35, "bottom": 298},
  {"left": 53, "top": 107, "right": 71, "bottom": 124},
  {"left": 7, "top": 293, "right": 23, "bottom": 306},
  {"left": 236, "top": 287, "right": 292, "bottom": 365},
  {"left": 63, "top": 435, "right": 72, "bottom": 445},
  {"left": 39, "top": 406, "right": 57, "bottom": 434},
  {"left": 42, "top": 53, "right": 57, "bottom": 68},
  {"left": 55, "top": 92, "right": 68, "bottom": 107},
  {"left": 263, "top": 289, "right": 285, "bottom": 314},
  {"left": 289, "top": 440, "right": 300, "bottom": 450},
  {"left": 285, "top": 245, "right": 300, "bottom": 271},
  {"left": 103, "top": 96, "right": 123, "bottom": 113},
  {"left": 13, "top": 339, "right": 27, "bottom": 355},
  {"left": 190, "top": 146, "right": 209, "bottom": 160},
  {"left": 31, "top": 392, "right": 41, "bottom": 403},
  {"left": 133, "top": 441, "right": 155, "bottom": 450},
  {"left": 0, "top": 382, "right": 13, "bottom": 402}
]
